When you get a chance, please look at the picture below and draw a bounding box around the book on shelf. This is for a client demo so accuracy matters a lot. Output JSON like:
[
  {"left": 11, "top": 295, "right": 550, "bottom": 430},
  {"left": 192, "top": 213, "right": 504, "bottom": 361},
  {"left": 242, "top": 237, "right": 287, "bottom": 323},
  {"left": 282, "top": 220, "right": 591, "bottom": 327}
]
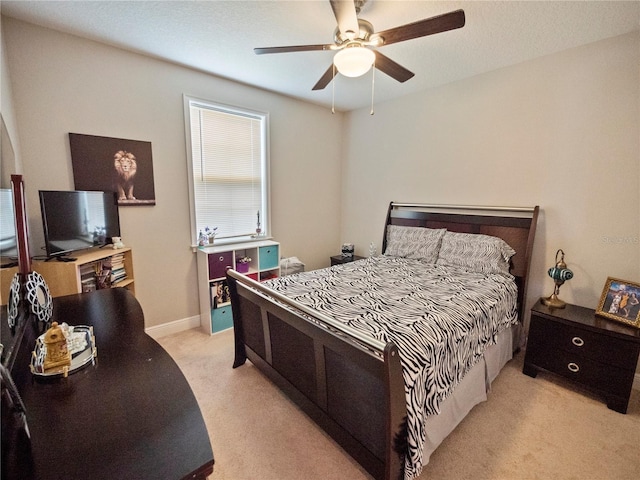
[
  {"left": 111, "top": 268, "right": 127, "bottom": 285},
  {"left": 210, "top": 279, "right": 230, "bottom": 308},
  {"left": 81, "top": 276, "right": 97, "bottom": 293},
  {"left": 80, "top": 263, "right": 97, "bottom": 291},
  {"left": 108, "top": 253, "right": 127, "bottom": 285}
]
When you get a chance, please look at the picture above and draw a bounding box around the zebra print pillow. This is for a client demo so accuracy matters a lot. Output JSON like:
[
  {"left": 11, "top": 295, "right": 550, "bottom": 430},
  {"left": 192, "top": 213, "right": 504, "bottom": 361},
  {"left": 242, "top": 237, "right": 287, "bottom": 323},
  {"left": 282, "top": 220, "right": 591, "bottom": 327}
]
[
  {"left": 436, "top": 231, "right": 516, "bottom": 275},
  {"left": 384, "top": 225, "right": 446, "bottom": 263}
]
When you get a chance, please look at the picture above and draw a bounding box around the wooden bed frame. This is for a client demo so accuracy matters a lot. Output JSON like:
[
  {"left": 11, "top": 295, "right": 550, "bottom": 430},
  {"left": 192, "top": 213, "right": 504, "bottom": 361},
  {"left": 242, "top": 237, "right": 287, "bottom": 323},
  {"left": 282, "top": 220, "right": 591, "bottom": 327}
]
[{"left": 227, "top": 202, "right": 539, "bottom": 480}]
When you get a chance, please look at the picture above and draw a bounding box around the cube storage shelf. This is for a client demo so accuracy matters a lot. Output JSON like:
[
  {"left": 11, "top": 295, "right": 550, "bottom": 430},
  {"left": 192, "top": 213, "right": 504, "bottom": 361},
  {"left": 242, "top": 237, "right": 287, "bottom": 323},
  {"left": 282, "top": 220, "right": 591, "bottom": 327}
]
[{"left": 197, "top": 240, "right": 280, "bottom": 334}]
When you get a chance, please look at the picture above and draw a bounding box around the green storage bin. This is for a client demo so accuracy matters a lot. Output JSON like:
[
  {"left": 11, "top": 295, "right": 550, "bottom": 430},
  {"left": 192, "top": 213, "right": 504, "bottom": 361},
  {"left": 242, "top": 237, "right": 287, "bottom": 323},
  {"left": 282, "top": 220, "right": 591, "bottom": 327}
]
[
  {"left": 211, "top": 305, "right": 233, "bottom": 333},
  {"left": 259, "top": 245, "right": 279, "bottom": 270}
]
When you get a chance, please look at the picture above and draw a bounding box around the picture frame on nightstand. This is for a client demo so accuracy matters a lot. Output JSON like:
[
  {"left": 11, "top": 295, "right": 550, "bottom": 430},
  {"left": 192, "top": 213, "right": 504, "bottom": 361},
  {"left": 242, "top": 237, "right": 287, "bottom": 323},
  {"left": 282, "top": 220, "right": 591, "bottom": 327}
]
[{"left": 596, "top": 277, "right": 640, "bottom": 328}]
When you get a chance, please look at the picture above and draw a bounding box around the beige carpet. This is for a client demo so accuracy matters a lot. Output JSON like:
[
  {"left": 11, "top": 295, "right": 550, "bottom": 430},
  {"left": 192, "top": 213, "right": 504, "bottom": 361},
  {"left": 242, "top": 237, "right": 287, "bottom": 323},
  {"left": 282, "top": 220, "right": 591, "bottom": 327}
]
[{"left": 157, "top": 328, "right": 640, "bottom": 480}]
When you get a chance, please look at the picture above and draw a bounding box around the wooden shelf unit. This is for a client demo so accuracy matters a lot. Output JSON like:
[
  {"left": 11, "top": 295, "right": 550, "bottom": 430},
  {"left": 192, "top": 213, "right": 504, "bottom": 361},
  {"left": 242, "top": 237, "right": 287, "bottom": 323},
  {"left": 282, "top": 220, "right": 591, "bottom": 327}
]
[
  {"left": 197, "top": 239, "right": 280, "bottom": 335},
  {"left": 32, "top": 247, "right": 135, "bottom": 298}
]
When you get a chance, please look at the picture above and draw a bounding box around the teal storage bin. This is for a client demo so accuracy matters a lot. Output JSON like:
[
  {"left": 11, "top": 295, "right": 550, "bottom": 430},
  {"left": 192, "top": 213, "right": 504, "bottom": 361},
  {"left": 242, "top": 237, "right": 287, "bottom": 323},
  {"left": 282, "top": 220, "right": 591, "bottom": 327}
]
[
  {"left": 211, "top": 305, "right": 233, "bottom": 333},
  {"left": 259, "top": 245, "right": 279, "bottom": 270}
]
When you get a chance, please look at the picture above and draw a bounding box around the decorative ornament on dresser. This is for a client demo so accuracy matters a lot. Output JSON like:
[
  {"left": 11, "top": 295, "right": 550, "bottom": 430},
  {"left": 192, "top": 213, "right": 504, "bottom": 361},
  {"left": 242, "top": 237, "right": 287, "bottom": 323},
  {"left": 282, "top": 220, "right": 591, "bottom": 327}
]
[
  {"left": 42, "top": 322, "right": 72, "bottom": 373},
  {"left": 6, "top": 273, "right": 21, "bottom": 329},
  {"left": 595, "top": 277, "right": 640, "bottom": 328},
  {"left": 541, "top": 249, "right": 573, "bottom": 308},
  {"left": 25, "top": 271, "right": 53, "bottom": 330}
]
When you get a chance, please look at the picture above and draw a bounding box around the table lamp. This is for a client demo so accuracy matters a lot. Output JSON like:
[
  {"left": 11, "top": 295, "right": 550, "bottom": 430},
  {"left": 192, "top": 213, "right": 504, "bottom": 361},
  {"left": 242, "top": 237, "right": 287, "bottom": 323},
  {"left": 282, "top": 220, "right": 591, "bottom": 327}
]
[{"left": 541, "top": 249, "right": 573, "bottom": 308}]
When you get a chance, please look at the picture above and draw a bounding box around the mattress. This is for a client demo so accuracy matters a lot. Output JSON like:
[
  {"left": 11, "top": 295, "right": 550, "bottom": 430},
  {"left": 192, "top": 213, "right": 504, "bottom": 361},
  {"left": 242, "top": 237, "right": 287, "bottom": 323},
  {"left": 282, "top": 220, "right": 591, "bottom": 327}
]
[{"left": 264, "top": 255, "right": 519, "bottom": 479}]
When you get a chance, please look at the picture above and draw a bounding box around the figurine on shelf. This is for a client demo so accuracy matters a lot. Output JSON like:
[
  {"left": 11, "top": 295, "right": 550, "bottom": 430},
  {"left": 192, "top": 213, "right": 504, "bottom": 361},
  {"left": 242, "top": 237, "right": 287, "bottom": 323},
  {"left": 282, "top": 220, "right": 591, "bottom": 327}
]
[{"left": 112, "top": 236, "right": 125, "bottom": 249}]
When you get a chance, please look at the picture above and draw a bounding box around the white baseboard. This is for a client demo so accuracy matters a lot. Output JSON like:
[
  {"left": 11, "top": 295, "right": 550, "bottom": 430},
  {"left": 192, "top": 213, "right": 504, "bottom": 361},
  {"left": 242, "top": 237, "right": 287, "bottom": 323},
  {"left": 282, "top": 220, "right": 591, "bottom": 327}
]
[{"left": 145, "top": 314, "right": 202, "bottom": 339}]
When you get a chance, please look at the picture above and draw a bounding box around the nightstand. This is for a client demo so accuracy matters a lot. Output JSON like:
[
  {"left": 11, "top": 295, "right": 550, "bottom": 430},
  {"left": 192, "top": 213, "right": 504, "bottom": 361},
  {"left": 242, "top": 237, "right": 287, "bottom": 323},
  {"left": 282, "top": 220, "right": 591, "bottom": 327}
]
[
  {"left": 330, "top": 255, "right": 365, "bottom": 266},
  {"left": 523, "top": 299, "right": 640, "bottom": 413}
]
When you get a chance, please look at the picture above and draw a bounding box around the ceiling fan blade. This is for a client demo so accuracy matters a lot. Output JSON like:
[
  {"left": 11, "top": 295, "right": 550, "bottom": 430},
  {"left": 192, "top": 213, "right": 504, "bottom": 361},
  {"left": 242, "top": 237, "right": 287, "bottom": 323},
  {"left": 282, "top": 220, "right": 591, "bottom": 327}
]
[
  {"left": 330, "top": 0, "right": 359, "bottom": 39},
  {"left": 374, "top": 51, "right": 414, "bottom": 83},
  {"left": 312, "top": 65, "right": 337, "bottom": 91},
  {"left": 375, "top": 9, "right": 465, "bottom": 46},
  {"left": 254, "top": 44, "right": 333, "bottom": 55}
]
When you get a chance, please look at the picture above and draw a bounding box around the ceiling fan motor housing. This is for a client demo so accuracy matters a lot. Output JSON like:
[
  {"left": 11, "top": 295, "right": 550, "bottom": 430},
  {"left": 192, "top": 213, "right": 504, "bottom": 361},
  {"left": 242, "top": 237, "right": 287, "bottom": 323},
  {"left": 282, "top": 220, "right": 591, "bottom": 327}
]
[{"left": 334, "top": 18, "right": 375, "bottom": 45}]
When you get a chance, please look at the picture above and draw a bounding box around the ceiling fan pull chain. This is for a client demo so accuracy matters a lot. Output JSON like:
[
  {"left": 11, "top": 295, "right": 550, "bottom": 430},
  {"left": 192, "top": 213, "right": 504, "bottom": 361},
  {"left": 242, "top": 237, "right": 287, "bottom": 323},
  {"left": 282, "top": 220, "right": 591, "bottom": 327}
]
[
  {"left": 370, "top": 58, "right": 375, "bottom": 115},
  {"left": 332, "top": 63, "right": 336, "bottom": 114},
  {"left": 331, "top": 63, "right": 336, "bottom": 114}
]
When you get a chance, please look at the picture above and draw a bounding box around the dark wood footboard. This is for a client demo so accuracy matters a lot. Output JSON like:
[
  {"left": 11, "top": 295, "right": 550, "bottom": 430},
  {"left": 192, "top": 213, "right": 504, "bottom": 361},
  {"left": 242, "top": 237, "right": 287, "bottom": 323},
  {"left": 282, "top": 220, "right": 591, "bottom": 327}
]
[{"left": 227, "top": 269, "right": 407, "bottom": 480}]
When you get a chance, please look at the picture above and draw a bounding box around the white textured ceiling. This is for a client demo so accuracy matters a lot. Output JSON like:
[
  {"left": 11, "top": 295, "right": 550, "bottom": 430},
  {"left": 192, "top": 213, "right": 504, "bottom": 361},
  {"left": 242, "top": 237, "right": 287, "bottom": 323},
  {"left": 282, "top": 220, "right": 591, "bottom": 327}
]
[{"left": 2, "top": 1, "right": 639, "bottom": 111}]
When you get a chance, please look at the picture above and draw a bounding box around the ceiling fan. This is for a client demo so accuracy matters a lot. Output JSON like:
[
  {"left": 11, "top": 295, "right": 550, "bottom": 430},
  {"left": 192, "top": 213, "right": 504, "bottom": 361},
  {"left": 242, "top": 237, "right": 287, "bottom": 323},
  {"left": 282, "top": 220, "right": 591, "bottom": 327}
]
[{"left": 254, "top": 0, "right": 465, "bottom": 91}]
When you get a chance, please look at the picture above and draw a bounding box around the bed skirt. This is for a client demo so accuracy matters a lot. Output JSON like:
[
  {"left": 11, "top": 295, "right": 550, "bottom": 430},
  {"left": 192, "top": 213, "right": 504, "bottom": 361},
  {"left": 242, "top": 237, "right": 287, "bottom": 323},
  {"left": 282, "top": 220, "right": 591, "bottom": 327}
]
[{"left": 420, "top": 325, "right": 514, "bottom": 465}]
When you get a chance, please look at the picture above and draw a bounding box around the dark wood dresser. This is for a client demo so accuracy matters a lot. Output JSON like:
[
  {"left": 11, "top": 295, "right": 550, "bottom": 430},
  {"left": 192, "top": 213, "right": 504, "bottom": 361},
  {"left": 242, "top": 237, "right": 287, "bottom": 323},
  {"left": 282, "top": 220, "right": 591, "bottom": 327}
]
[
  {"left": 5, "top": 288, "right": 214, "bottom": 480},
  {"left": 523, "top": 299, "right": 640, "bottom": 413}
]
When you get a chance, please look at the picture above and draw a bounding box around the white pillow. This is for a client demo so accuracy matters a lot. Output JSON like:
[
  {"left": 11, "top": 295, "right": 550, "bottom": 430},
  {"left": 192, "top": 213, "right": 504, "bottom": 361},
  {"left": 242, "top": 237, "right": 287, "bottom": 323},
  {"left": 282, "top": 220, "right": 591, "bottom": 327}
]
[
  {"left": 384, "top": 225, "right": 447, "bottom": 263},
  {"left": 436, "top": 231, "right": 516, "bottom": 275}
]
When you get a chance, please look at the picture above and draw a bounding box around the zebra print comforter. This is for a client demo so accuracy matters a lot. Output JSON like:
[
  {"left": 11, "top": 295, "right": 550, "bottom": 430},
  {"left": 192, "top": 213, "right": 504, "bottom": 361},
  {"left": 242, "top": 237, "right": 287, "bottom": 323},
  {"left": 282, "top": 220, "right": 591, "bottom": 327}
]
[{"left": 264, "top": 255, "right": 518, "bottom": 479}]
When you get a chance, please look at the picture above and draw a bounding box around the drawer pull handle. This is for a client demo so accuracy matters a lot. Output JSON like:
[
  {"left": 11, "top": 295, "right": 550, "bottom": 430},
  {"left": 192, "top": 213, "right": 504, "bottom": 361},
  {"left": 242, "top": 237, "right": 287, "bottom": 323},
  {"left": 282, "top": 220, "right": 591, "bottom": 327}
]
[
  {"left": 571, "top": 337, "right": 584, "bottom": 347},
  {"left": 219, "top": 256, "right": 225, "bottom": 262},
  {"left": 567, "top": 362, "right": 580, "bottom": 373}
]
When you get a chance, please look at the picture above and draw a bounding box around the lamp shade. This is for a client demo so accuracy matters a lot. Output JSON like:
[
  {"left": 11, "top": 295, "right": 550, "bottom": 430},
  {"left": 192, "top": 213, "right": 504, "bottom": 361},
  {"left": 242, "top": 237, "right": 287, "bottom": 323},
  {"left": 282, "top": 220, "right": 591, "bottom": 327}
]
[
  {"left": 548, "top": 265, "right": 573, "bottom": 283},
  {"left": 333, "top": 47, "right": 375, "bottom": 77}
]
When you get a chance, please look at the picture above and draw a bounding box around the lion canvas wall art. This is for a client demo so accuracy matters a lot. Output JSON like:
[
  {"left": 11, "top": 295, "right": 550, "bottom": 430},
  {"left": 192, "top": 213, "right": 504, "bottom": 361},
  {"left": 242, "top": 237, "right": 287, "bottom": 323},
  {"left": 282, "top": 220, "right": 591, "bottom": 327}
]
[{"left": 70, "top": 133, "right": 156, "bottom": 206}]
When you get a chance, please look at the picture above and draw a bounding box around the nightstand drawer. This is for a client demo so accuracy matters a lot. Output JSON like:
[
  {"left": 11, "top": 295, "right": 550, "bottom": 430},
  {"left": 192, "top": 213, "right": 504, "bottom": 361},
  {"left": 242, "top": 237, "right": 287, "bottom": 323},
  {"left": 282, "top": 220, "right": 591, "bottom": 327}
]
[
  {"left": 528, "top": 315, "right": 639, "bottom": 370},
  {"left": 528, "top": 346, "right": 635, "bottom": 398}
]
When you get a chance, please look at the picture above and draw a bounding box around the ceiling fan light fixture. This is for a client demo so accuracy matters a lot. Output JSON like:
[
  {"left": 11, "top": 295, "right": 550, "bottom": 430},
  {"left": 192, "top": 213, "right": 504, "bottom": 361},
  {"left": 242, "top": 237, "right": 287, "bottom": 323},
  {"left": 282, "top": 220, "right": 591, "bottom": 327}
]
[{"left": 333, "top": 46, "right": 375, "bottom": 77}]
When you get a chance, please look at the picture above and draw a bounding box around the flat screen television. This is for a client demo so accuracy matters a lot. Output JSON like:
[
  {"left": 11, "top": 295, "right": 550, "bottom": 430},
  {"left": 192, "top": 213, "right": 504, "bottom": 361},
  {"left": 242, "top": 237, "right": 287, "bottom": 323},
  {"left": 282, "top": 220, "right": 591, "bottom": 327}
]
[
  {"left": 0, "top": 188, "right": 18, "bottom": 259},
  {"left": 39, "top": 190, "right": 121, "bottom": 259}
]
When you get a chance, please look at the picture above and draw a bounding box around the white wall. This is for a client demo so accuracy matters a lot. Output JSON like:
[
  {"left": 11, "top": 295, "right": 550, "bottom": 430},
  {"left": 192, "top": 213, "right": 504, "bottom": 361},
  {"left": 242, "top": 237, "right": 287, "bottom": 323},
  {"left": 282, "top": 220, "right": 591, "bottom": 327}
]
[
  {"left": 2, "top": 17, "right": 344, "bottom": 328},
  {"left": 0, "top": 18, "right": 22, "bottom": 185},
  {"left": 341, "top": 32, "right": 640, "bottom": 322}
]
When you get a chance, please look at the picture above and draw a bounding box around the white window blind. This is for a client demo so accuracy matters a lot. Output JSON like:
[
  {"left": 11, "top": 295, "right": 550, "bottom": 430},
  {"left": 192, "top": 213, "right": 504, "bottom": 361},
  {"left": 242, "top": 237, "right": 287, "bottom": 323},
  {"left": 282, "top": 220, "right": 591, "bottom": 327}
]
[{"left": 185, "top": 98, "right": 269, "bottom": 243}]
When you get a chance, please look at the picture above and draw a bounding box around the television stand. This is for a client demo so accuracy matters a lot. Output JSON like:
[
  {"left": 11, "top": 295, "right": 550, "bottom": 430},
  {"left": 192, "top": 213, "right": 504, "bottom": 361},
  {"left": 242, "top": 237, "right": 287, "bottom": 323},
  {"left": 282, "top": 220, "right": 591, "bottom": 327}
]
[
  {"left": 32, "top": 247, "right": 135, "bottom": 298},
  {"left": 46, "top": 255, "right": 77, "bottom": 262}
]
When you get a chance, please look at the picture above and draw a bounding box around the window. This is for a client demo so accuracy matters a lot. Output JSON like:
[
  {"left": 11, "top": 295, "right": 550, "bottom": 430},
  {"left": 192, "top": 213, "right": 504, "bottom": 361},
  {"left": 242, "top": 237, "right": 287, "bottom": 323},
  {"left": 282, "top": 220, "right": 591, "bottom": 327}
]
[{"left": 184, "top": 96, "right": 269, "bottom": 245}]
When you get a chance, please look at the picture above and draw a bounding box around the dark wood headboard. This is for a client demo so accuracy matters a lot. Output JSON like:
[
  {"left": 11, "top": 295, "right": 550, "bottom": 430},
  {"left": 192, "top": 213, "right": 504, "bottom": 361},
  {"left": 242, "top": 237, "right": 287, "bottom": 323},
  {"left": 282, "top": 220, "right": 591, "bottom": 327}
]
[{"left": 383, "top": 202, "right": 539, "bottom": 321}]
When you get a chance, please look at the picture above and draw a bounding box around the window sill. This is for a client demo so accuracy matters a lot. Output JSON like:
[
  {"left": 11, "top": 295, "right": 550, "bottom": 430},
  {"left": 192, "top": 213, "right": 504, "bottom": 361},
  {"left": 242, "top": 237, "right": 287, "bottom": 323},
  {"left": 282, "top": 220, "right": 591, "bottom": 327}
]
[{"left": 190, "top": 235, "right": 273, "bottom": 253}]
